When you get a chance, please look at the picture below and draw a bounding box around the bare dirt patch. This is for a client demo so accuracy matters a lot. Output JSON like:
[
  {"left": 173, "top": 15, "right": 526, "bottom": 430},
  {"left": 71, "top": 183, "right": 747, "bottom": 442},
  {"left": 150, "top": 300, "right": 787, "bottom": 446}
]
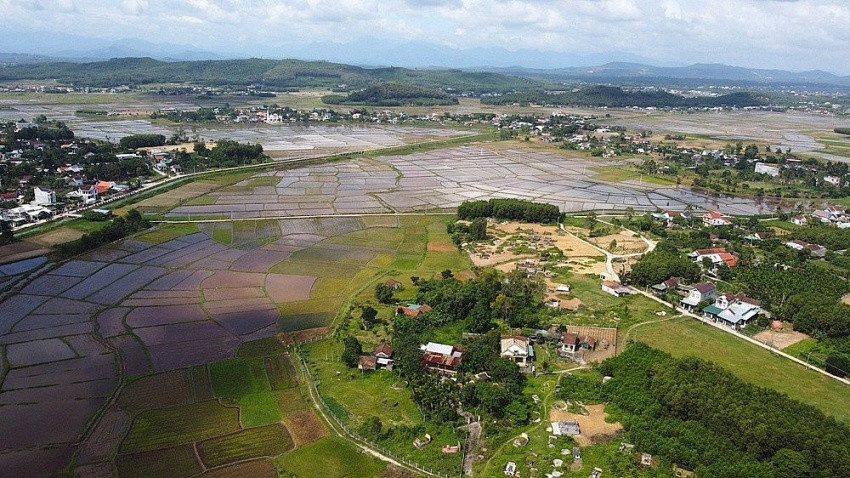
[
  {"left": 587, "top": 231, "right": 648, "bottom": 254},
  {"left": 280, "top": 327, "right": 331, "bottom": 345},
  {"left": 427, "top": 241, "right": 456, "bottom": 252},
  {"left": 753, "top": 328, "right": 809, "bottom": 350},
  {"left": 549, "top": 404, "right": 622, "bottom": 447},
  {"left": 565, "top": 326, "right": 618, "bottom": 363},
  {"left": 283, "top": 410, "right": 329, "bottom": 446}
]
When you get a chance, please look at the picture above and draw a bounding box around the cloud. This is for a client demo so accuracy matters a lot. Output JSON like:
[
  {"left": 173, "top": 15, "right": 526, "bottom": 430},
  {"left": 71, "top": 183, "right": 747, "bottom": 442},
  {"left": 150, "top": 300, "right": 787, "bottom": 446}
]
[{"left": 0, "top": 0, "right": 848, "bottom": 74}]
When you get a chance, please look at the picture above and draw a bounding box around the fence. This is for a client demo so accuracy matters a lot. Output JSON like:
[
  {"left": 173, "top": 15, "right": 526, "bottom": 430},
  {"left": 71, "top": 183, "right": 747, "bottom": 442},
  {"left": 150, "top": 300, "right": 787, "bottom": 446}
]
[{"left": 292, "top": 342, "right": 463, "bottom": 478}]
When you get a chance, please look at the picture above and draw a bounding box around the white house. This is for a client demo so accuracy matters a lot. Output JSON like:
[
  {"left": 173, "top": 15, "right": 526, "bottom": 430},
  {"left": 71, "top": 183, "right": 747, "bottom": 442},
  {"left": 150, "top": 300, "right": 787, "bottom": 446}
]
[
  {"left": 754, "top": 162, "right": 780, "bottom": 177},
  {"left": 702, "top": 293, "right": 761, "bottom": 329},
  {"left": 680, "top": 282, "right": 716, "bottom": 310},
  {"left": 33, "top": 186, "right": 56, "bottom": 206},
  {"left": 824, "top": 176, "right": 841, "bottom": 187},
  {"left": 702, "top": 211, "right": 732, "bottom": 227},
  {"left": 602, "top": 280, "right": 630, "bottom": 297},
  {"left": 500, "top": 336, "right": 534, "bottom": 368}
]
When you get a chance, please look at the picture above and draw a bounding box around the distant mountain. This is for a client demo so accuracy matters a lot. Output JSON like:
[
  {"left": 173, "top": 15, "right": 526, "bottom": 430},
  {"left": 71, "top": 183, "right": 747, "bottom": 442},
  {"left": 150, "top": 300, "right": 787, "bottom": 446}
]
[
  {"left": 489, "top": 62, "right": 850, "bottom": 89},
  {"left": 0, "top": 57, "right": 542, "bottom": 92}
]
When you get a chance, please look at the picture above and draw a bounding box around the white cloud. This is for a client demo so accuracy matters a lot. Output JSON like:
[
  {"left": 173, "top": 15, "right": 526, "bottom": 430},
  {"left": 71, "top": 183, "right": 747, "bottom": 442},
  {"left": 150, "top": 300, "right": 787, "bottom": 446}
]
[{"left": 1, "top": 0, "right": 848, "bottom": 73}]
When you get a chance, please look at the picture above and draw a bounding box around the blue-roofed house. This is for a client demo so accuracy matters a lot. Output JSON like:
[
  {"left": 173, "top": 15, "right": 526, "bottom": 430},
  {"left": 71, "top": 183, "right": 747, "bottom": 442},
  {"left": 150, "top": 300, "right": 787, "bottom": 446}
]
[{"left": 702, "top": 293, "right": 761, "bottom": 329}]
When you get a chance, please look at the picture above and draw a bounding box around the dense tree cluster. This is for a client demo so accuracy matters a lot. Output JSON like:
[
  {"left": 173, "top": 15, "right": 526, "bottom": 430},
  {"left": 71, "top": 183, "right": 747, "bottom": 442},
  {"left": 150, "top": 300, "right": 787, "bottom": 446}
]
[
  {"left": 627, "top": 243, "right": 701, "bottom": 286},
  {"left": 482, "top": 86, "right": 766, "bottom": 108},
  {"left": 322, "top": 82, "right": 458, "bottom": 106},
  {"left": 118, "top": 134, "right": 166, "bottom": 150},
  {"left": 457, "top": 199, "right": 561, "bottom": 223},
  {"left": 54, "top": 209, "right": 150, "bottom": 258},
  {"left": 835, "top": 127, "right": 850, "bottom": 136},
  {"left": 562, "top": 344, "right": 850, "bottom": 477}
]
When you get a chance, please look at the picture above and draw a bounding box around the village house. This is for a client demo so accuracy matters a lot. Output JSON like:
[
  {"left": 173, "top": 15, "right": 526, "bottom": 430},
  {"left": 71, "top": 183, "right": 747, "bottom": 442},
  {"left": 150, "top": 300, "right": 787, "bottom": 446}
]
[
  {"left": 420, "top": 342, "right": 462, "bottom": 375},
  {"left": 785, "top": 239, "right": 827, "bottom": 258},
  {"left": 358, "top": 343, "right": 395, "bottom": 372},
  {"left": 754, "top": 162, "right": 780, "bottom": 177},
  {"left": 559, "top": 332, "right": 597, "bottom": 356},
  {"left": 701, "top": 293, "right": 762, "bottom": 329},
  {"left": 651, "top": 276, "right": 680, "bottom": 295},
  {"left": 396, "top": 303, "right": 432, "bottom": 318},
  {"left": 551, "top": 420, "right": 581, "bottom": 436},
  {"left": 602, "top": 280, "right": 631, "bottom": 297},
  {"left": 688, "top": 248, "right": 738, "bottom": 268},
  {"left": 702, "top": 211, "right": 732, "bottom": 227},
  {"left": 499, "top": 335, "right": 534, "bottom": 370},
  {"left": 33, "top": 186, "right": 56, "bottom": 206},
  {"left": 385, "top": 279, "right": 403, "bottom": 290},
  {"left": 680, "top": 282, "right": 716, "bottom": 311},
  {"left": 791, "top": 215, "right": 807, "bottom": 226}
]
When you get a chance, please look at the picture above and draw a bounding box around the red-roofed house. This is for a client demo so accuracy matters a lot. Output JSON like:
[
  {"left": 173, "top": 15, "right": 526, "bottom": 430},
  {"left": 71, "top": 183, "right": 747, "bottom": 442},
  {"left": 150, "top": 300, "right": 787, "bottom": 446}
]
[{"left": 702, "top": 211, "right": 732, "bottom": 227}]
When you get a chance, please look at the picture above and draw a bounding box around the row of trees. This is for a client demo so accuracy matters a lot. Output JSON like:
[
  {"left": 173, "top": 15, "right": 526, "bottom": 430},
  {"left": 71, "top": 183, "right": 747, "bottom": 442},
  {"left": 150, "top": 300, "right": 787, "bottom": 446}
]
[
  {"left": 562, "top": 344, "right": 850, "bottom": 477},
  {"left": 118, "top": 134, "right": 166, "bottom": 150},
  {"left": 54, "top": 209, "right": 150, "bottom": 258},
  {"left": 457, "top": 199, "right": 561, "bottom": 223}
]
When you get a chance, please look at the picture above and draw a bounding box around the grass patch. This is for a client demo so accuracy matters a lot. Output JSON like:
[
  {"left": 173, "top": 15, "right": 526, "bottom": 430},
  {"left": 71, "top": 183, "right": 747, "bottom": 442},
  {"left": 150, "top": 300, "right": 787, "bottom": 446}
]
[
  {"left": 116, "top": 444, "right": 202, "bottom": 478},
  {"left": 275, "top": 436, "right": 387, "bottom": 478},
  {"left": 265, "top": 355, "right": 297, "bottom": 390},
  {"left": 237, "top": 337, "right": 285, "bottom": 358},
  {"left": 239, "top": 392, "right": 283, "bottom": 427},
  {"left": 247, "top": 176, "right": 282, "bottom": 187},
  {"left": 121, "top": 401, "right": 240, "bottom": 452},
  {"left": 636, "top": 317, "right": 850, "bottom": 422},
  {"left": 209, "top": 357, "right": 270, "bottom": 399},
  {"left": 211, "top": 223, "right": 233, "bottom": 245},
  {"left": 277, "top": 388, "right": 308, "bottom": 416},
  {"left": 301, "top": 340, "right": 422, "bottom": 429},
  {"left": 589, "top": 165, "right": 677, "bottom": 185},
  {"left": 135, "top": 223, "right": 200, "bottom": 244},
  {"left": 199, "top": 424, "right": 294, "bottom": 468},
  {"left": 184, "top": 194, "right": 219, "bottom": 206}
]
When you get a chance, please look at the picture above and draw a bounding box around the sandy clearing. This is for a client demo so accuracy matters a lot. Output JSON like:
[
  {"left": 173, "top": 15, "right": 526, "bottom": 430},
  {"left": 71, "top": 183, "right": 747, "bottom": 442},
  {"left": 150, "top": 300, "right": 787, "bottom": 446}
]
[
  {"left": 753, "top": 328, "right": 810, "bottom": 350},
  {"left": 549, "top": 404, "right": 622, "bottom": 447}
]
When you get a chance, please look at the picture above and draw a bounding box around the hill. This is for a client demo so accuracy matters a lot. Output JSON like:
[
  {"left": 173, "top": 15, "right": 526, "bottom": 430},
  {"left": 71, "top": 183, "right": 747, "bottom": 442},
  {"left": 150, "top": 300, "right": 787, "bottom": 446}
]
[
  {"left": 481, "top": 85, "right": 767, "bottom": 108},
  {"left": 0, "top": 56, "right": 542, "bottom": 92},
  {"left": 322, "top": 82, "right": 458, "bottom": 106}
]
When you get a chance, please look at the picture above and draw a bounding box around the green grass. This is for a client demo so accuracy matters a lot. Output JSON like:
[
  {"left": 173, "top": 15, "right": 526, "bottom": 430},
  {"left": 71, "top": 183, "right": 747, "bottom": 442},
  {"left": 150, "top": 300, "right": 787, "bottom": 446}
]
[
  {"left": 135, "top": 223, "right": 200, "bottom": 244},
  {"left": 199, "top": 424, "right": 294, "bottom": 468},
  {"left": 247, "top": 176, "right": 282, "bottom": 187},
  {"left": 275, "top": 436, "right": 387, "bottom": 478},
  {"left": 209, "top": 357, "right": 270, "bottom": 399},
  {"left": 184, "top": 194, "right": 219, "bottom": 206},
  {"left": 636, "top": 317, "right": 850, "bottom": 422},
  {"left": 237, "top": 337, "right": 285, "bottom": 358},
  {"left": 115, "top": 445, "right": 203, "bottom": 478},
  {"left": 265, "top": 355, "right": 297, "bottom": 390},
  {"left": 121, "top": 401, "right": 241, "bottom": 452},
  {"left": 301, "top": 340, "right": 422, "bottom": 429},
  {"left": 239, "top": 392, "right": 283, "bottom": 427},
  {"left": 210, "top": 223, "right": 233, "bottom": 245}
]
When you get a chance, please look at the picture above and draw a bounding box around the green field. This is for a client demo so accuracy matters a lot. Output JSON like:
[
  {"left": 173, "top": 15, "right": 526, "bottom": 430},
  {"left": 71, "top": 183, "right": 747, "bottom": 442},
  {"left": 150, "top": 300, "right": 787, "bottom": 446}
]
[
  {"left": 275, "top": 436, "right": 387, "bottom": 478},
  {"left": 635, "top": 317, "right": 850, "bottom": 422},
  {"left": 135, "top": 222, "right": 200, "bottom": 244},
  {"left": 121, "top": 401, "right": 241, "bottom": 452},
  {"left": 116, "top": 444, "right": 203, "bottom": 478},
  {"left": 209, "top": 357, "right": 283, "bottom": 426},
  {"left": 199, "top": 424, "right": 294, "bottom": 468}
]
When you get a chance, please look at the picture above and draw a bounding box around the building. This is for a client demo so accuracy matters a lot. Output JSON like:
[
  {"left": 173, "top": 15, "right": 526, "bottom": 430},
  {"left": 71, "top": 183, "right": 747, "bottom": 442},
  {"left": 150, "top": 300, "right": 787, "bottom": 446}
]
[
  {"left": 602, "top": 280, "right": 631, "bottom": 297},
  {"left": 500, "top": 336, "right": 534, "bottom": 368},
  {"left": 33, "top": 186, "right": 56, "bottom": 206},
  {"left": 701, "top": 293, "right": 761, "bottom": 329},
  {"left": 688, "top": 248, "right": 738, "bottom": 268},
  {"left": 420, "top": 342, "right": 462, "bottom": 375},
  {"left": 791, "top": 216, "right": 807, "bottom": 226},
  {"left": 551, "top": 420, "right": 580, "bottom": 436},
  {"left": 560, "top": 332, "right": 580, "bottom": 355},
  {"left": 680, "top": 283, "right": 716, "bottom": 310},
  {"left": 385, "top": 279, "right": 403, "bottom": 290},
  {"left": 397, "top": 303, "right": 432, "bottom": 317},
  {"left": 651, "top": 276, "right": 680, "bottom": 295},
  {"left": 785, "top": 240, "right": 827, "bottom": 258},
  {"left": 754, "top": 162, "right": 780, "bottom": 177},
  {"left": 702, "top": 211, "right": 732, "bottom": 227}
]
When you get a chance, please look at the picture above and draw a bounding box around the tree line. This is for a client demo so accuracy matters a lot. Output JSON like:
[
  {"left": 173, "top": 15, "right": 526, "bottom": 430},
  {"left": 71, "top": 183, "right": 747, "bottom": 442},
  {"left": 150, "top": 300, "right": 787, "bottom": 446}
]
[
  {"left": 457, "top": 199, "right": 561, "bottom": 223},
  {"left": 54, "top": 209, "right": 150, "bottom": 258}
]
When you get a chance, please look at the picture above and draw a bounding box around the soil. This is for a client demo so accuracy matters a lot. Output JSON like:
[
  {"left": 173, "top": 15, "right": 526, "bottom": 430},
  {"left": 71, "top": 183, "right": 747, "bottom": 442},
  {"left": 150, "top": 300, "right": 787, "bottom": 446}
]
[
  {"left": 427, "top": 241, "right": 457, "bottom": 252},
  {"left": 282, "top": 410, "right": 329, "bottom": 446},
  {"left": 549, "top": 404, "right": 622, "bottom": 447},
  {"left": 753, "top": 328, "right": 810, "bottom": 350}
]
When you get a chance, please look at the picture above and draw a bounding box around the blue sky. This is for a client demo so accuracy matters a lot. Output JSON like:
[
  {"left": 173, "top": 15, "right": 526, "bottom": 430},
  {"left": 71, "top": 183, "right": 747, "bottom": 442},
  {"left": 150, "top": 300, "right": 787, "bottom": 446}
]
[{"left": 2, "top": 0, "right": 849, "bottom": 74}]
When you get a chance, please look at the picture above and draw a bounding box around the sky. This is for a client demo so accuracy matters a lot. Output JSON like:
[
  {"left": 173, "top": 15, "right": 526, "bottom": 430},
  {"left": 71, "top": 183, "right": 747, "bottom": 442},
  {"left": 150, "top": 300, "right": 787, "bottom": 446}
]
[{"left": 2, "top": 0, "right": 850, "bottom": 74}]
